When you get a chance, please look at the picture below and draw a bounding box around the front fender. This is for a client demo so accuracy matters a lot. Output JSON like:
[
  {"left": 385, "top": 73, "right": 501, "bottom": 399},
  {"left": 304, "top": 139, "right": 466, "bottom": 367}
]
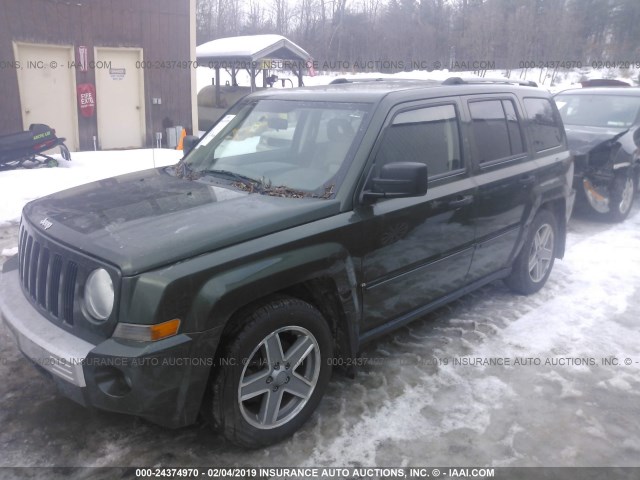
[{"left": 188, "top": 243, "right": 360, "bottom": 332}]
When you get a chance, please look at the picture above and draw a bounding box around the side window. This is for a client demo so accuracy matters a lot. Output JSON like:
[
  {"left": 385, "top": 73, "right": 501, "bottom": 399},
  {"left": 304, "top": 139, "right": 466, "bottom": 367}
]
[
  {"left": 523, "top": 97, "right": 564, "bottom": 152},
  {"left": 469, "top": 99, "right": 525, "bottom": 163},
  {"left": 503, "top": 100, "right": 525, "bottom": 155},
  {"left": 375, "top": 104, "right": 462, "bottom": 177}
]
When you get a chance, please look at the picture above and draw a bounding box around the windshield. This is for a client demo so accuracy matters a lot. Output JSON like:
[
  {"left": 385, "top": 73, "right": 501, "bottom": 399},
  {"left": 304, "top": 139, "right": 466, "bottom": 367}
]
[
  {"left": 183, "top": 99, "right": 371, "bottom": 196},
  {"left": 555, "top": 93, "right": 640, "bottom": 128}
]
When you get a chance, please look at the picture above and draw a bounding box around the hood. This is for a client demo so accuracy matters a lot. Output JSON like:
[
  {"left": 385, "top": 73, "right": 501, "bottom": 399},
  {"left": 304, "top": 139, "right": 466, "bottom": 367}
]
[
  {"left": 563, "top": 125, "right": 629, "bottom": 156},
  {"left": 23, "top": 168, "right": 340, "bottom": 275}
]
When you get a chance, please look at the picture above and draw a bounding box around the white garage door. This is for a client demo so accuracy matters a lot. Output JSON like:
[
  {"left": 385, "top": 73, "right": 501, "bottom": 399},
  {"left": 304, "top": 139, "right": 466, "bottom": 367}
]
[
  {"left": 14, "top": 43, "right": 79, "bottom": 151},
  {"left": 95, "top": 48, "right": 146, "bottom": 149}
]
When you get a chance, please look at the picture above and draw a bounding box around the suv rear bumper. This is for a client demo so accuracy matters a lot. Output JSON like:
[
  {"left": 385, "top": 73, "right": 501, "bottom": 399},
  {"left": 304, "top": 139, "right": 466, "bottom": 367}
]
[{"left": 1, "top": 267, "right": 221, "bottom": 428}]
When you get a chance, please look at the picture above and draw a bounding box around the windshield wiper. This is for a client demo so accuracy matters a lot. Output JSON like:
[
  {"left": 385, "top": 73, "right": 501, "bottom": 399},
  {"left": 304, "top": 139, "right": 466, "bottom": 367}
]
[
  {"left": 200, "top": 169, "right": 332, "bottom": 199},
  {"left": 201, "top": 169, "right": 260, "bottom": 188}
]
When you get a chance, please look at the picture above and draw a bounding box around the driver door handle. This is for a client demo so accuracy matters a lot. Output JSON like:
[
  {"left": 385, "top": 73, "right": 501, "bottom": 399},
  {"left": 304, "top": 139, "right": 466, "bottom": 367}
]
[{"left": 447, "top": 195, "right": 474, "bottom": 208}]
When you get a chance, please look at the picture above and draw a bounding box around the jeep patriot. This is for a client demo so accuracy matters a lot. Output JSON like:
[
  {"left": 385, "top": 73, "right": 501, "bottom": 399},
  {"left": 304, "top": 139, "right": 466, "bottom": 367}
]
[{"left": 0, "top": 78, "right": 574, "bottom": 447}]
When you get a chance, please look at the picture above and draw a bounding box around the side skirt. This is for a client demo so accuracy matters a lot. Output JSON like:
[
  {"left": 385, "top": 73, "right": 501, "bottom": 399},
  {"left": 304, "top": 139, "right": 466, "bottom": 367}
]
[{"left": 358, "top": 267, "right": 512, "bottom": 346}]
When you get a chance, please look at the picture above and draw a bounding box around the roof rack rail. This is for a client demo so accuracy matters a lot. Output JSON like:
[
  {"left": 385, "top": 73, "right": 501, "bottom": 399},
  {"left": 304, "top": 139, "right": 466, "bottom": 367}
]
[
  {"left": 443, "top": 76, "right": 538, "bottom": 87},
  {"left": 329, "top": 77, "right": 385, "bottom": 84},
  {"left": 328, "top": 77, "right": 438, "bottom": 85}
]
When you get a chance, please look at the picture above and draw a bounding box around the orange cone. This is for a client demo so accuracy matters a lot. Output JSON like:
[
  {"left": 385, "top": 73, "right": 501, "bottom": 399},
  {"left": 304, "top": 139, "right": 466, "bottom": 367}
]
[{"left": 176, "top": 128, "right": 186, "bottom": 150}]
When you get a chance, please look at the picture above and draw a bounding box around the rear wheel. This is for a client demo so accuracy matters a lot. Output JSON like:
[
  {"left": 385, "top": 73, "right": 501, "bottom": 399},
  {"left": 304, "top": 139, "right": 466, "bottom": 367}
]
[
  {"left": 505, "top": 209, "right": 557, "bottom": 295},
  {"left": 204, "top": 296, "right": 333, "bottom": 448}
]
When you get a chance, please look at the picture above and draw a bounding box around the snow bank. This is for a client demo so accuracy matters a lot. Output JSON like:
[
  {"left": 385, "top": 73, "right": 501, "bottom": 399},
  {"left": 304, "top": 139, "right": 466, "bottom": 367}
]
[{"left": 0, "top": 149, "right": 182, "bottom": 226}]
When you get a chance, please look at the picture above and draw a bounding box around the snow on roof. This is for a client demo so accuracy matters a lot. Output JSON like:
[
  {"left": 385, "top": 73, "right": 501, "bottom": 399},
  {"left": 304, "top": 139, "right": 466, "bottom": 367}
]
[{"left": 196, "top": 34, "right": 311, "bottom": 63}]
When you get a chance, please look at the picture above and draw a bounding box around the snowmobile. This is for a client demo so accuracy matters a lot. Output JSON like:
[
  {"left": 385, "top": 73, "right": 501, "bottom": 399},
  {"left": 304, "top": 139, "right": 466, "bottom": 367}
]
[{"left": 0, "top": 124, "right": 71, "bottom": 170}]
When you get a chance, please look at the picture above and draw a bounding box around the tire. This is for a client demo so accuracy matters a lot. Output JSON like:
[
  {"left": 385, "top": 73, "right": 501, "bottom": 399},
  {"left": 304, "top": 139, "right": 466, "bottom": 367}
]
[
  {"left": 204, "top": 296, "right": 333, "bottom": 448},
  {"left": 505, "top": 209, "right": 557, "bottom": 295},
  {"left": 605, "top": 171, "right": 635, "bottom": 222}
]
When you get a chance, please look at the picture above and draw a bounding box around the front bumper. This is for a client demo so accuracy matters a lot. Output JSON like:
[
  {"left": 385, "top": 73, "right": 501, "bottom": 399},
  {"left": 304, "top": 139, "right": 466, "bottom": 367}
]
[
  {"left": 1, "top": 268, "right": 93, "bottom": 386},
  {"left": 1, "top": 266, "right": 222, "bottom": 428}
]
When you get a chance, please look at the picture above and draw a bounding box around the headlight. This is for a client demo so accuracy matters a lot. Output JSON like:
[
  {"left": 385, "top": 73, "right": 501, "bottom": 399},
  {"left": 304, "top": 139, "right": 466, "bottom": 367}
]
[{"left": 84, "top": 268, "right": 114, "bottom": 321}]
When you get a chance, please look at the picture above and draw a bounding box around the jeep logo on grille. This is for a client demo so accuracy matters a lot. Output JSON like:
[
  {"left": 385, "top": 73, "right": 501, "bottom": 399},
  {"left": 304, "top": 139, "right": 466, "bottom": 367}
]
[{"left": 39, "top": 218, "right": 53, "bottom": 230}]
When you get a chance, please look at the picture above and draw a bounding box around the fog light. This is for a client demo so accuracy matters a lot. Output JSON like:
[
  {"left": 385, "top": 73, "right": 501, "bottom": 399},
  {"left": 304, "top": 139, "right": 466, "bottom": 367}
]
[{"left": 94, "top": 366, "right": 131, "bottom": 397}]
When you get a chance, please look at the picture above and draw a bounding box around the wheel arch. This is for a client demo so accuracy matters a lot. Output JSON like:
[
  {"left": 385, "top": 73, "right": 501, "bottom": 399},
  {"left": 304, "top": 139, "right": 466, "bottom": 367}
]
[
  {"left": 539, "top": 198, "right": 567, "bottom": 259},
  {"left": 188, "top": 243, "right": 361, "bottom": 366}
]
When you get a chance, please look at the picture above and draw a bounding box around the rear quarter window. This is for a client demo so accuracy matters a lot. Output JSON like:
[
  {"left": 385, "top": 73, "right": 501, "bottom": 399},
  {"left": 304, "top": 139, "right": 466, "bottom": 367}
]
[{"left": 523, "top": 97, "right": 564, "bottom": 152}]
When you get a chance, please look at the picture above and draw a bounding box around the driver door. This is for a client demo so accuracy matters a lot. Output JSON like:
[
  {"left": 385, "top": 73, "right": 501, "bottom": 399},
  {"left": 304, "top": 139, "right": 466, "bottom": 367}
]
[{"left": 359, "top": 100, "right": 476, "bottom": 333}]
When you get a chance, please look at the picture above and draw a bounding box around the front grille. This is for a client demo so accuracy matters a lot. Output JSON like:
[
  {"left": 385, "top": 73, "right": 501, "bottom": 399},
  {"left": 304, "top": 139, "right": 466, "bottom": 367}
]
[
  {"left": 17, "top": 218, "right": 121, "bottom": 343},
  {"left": 18, "top": 224, "right": 79, "bottom": 325}
]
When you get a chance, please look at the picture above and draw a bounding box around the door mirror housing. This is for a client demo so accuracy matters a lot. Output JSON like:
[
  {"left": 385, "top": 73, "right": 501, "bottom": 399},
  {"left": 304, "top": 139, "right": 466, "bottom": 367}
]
[
  {"left": 267, "top": 117, "right": 288, "bottom": 130},
  {"left": 183, "top": 135, "right": 199, "bottom": 154},
  {"left": 363, "top": 162, "right": 428, "bottom": 202}
]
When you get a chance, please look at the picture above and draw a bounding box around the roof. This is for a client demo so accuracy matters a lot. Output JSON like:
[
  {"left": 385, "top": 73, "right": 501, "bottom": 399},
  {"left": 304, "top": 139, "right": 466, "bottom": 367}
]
[
  {"left": 555, "top": 87, "right": 640, "bottom": 97},
  {"left": 196, "top": 34, "right": 311, "bottom": 64},
  {"left": 580, "top": 79, "right": 630, "bottom": 87}
]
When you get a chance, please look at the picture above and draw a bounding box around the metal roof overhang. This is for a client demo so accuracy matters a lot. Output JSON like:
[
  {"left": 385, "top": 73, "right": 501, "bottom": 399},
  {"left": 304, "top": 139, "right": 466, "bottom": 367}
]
[
  {"left": 196, "top": 35, "right": 313, "bottom": 105},
  {"left": 196, "top": 34, "right": 311, "bottom": 65}
]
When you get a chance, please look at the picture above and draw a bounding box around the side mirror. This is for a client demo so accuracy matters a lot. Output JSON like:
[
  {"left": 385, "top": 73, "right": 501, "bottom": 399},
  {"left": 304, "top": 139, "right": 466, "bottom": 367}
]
[
  {"left": 183, "top": 135, "right": 199, "bottom": 154},
  {"left": 363, "top": 162, "right": 428, "bottom": 202}
]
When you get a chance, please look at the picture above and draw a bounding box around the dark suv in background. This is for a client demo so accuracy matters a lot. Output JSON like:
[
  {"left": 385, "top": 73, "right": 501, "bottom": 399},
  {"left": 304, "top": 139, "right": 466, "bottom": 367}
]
[
  {"left": 555, "top": 87, "right": 640, "bottom": 221},
  {"left": 1, "top": 78, "right": 574, "bottom": 447}
]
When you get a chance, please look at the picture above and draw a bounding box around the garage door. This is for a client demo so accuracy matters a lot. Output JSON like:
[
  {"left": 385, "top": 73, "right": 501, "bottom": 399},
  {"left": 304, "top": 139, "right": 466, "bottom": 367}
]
[
  {"left": 14, "top": 43, "right": 79, "bottom": 151},
  {"left": 95, "top": 48, "right": 146, "bottom": 149}
]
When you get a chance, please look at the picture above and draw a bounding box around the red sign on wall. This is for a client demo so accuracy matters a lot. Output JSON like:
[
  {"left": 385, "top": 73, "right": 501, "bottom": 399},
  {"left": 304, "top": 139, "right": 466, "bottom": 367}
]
[{"left": 77, "top": 83, "right": 96, "bottom": 118}]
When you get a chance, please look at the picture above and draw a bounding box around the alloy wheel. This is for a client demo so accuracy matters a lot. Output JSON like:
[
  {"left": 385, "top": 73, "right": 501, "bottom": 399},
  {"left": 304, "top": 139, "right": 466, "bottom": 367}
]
[
  {"left": 528, "top": 223, "right": 554, "bottom": 283},
  {"left": 617, "top": 176, "right": 634, "bottom": 215},
  {"left": 238, "top": 326, "right": 321, "bottom": 429}
]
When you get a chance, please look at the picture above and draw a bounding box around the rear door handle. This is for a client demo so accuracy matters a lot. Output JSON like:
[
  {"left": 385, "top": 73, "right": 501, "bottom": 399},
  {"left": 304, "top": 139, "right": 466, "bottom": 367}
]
[{"left": 448, "top": 195, "right": 474, "bottom": 208}]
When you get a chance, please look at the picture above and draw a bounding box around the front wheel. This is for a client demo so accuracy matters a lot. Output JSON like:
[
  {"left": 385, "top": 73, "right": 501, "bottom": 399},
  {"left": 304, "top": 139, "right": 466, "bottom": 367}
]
[
  {"left": 204, "top": 297, "right": 333, "bottom": 448},
  {"left": 606, "top": 171, "right": 635, "bottom": 222},
  {"left": 582, "top": 170, "right": 635, "bottom": 222},
  {"left": 505, "top": 209, "right": 557, "bottom": 295}
]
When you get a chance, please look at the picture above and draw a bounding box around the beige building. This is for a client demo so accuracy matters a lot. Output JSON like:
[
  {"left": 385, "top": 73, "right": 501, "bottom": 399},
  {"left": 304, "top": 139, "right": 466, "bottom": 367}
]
[{"left": 0, "top": 0, "right": 198, "bottom": 151}]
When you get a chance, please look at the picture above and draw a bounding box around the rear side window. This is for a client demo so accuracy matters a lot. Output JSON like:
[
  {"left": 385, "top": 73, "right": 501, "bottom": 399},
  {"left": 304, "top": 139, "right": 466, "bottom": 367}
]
[
  {"left": 469, "top": 99, "right": 525, "bottom": 163},
  {"left": 523, "top": 97, "right": 564, "bottom": 152},
  {"left": 374, "top": 104, "right": 463, "bottom": 177}
]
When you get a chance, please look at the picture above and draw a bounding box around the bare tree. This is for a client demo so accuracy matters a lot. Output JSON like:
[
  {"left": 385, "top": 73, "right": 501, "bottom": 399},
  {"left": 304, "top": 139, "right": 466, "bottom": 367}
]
[
  {"left": 195, "top": 0, "right": 638, "bottom": 78},
  {"left": 246, "top": 0, "right": 266, "bottom": 32},
  {"left": 272, "top": 0, "right": 291, "bottom": 35}
]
